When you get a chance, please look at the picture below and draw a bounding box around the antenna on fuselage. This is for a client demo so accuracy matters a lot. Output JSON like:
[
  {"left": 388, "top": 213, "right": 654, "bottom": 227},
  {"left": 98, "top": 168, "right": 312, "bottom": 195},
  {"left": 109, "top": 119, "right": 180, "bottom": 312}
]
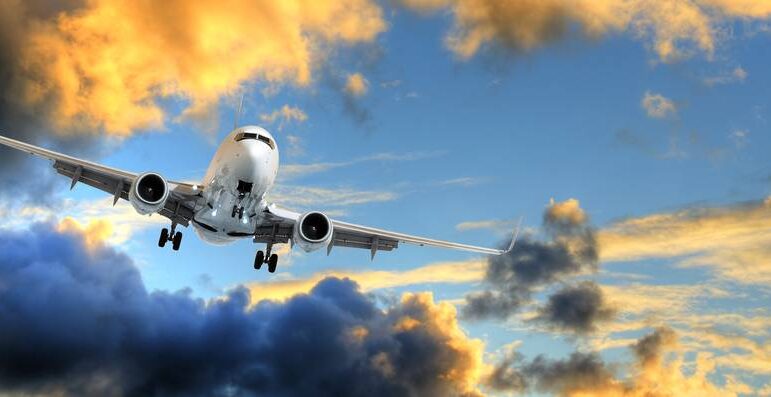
[{"left": 234, "top": 94, "right": 244, "bottom": 129}]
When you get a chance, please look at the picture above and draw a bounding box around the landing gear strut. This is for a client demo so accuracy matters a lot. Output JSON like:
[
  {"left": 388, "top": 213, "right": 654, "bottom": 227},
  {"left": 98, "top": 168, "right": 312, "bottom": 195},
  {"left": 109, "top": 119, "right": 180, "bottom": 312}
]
[
  {"left": 158, "top": 222, "right": 183, "bottom": 251},
  {"left": 254, "top": 242, "right": 279, "bottom": 273},
  {"left": 231, "top": 205, "right": 244, "bottom": 219}
]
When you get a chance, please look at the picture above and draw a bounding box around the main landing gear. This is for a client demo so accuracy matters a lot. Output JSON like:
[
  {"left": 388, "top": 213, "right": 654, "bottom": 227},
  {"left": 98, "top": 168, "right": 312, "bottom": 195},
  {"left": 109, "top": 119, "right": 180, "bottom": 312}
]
[
  {"left": 254, "top": 242, "right": 279, "bottom": 273},
  {"left": 158, "top": 222, "right": 183, "bottom": 251}
]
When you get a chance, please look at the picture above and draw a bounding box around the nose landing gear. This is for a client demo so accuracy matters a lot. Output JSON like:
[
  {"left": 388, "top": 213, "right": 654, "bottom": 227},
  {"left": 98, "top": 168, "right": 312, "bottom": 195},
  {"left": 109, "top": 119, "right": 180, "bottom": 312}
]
[
  {"left": 231, "top": 205, "right": 245, "bottom": 218},
  {"left": 158, "top": 222, "right": 183, "bottom": 251},
  {"left": 253, "top": 242, "right": 279, "bottom": 272}
]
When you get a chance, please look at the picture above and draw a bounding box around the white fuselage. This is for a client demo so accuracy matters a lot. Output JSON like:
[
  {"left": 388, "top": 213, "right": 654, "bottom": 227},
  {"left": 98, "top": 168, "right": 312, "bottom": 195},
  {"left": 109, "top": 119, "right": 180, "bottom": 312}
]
[{"left": 191, "top": 126, "right": 279, "bottom": 244}]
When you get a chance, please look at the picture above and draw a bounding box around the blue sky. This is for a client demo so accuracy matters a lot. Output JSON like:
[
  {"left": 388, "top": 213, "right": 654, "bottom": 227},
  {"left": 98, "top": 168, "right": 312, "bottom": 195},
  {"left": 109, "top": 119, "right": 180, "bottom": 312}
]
[{"left": 1, "top": 1, "right": 770, "bottom": 396}]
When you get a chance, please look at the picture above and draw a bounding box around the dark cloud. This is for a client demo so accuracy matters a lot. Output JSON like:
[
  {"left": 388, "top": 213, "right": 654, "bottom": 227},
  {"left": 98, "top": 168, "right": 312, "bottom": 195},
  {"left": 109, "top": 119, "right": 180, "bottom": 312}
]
[
  {"left": 0, "top": 0, "right": 106, "bottom": 204},
  {"left": 632, "top": 326, "right": 677, "bottom": 368},
  {"left": 320, "top": 67, "right": 373, "bottom": 126},
  {"left": 522, "top": 352, "right": 617, "bottom": 395},
  {"left": 482, "top": 327, "right": 708, "bottom": 396},
  {"left": 532, "top": 281, "right": 616, "bottom": 334},
  {"left": 484, "top": 350, "right": 617, "bottom": 395},
  {"left": 463, "top": 199, "right": 598, "bottom": 320},
  {"left": 483, "top": 351, "right": 526, "bottom": 393},
  {"left": 0, "top": 223, "right": 484, "bottom": 397}
]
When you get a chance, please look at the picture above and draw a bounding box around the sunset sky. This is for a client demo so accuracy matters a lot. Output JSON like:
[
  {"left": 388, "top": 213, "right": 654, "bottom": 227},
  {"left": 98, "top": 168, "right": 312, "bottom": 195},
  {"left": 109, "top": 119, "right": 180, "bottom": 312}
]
[{"left": 0, "top": 1, "right": 770, "bottom": 396}]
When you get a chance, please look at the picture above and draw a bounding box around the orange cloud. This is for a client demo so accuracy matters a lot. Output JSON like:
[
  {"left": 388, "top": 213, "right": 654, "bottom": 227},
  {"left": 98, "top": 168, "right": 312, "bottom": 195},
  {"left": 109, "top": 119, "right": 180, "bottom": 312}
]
[
  {"left": 246, "top": 259, "right": 485, "bottom": 302},
  {"left": 641, "top": 91, "right": 677, "bottom": 119},
  {"left": 259, "top": 104, "right": 308, "bottom": 128},
  {"left": 400, "top": 0, "right": 771, "bottom": 62},
  {"left": 388, "top": 291, "right": 487, "bottom": 395},
  {"left": 598, "top": 197, "right": 771, "bottom": 284},
  {"left": 10, "top": 0, "right": 385, "bottom": 135},
  {"left": 56, "top": 216, "right": 113, "bottom": 250},
  {"left": 546, "top": 198, "right": 587, "bottom": 226},
  {"left": 487, "top": 327, "right": 753, "bottom": 396},
  {"left": 344, "top": 72, "right": 369, "bottom": 96}
]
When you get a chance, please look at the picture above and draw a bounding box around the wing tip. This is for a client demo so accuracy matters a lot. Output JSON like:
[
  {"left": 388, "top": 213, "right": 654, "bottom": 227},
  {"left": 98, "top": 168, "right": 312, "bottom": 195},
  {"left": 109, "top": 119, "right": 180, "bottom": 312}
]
[{"left": 501, "top": 216, "right": 523, "bottom": 254}]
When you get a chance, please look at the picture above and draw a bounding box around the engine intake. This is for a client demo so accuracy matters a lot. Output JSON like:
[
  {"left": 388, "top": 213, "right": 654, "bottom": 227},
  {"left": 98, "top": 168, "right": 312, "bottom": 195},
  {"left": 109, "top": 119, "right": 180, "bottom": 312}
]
[
  {"left": 129, "top": 172, "right": 169, "bottom": 215},
  {"left": 293, "top": 211, "right": 333, "bottom": 252}
]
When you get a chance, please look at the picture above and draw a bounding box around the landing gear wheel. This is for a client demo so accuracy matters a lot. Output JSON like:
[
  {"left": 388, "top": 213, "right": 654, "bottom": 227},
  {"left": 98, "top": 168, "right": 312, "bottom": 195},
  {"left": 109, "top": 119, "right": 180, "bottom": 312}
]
[
  {"left": 238, "top": 207, "right": 245, "bottom": 219},
  {"left": 254, "top": 251, "right": 264, "bottom": 269},
  {"left": 172, "top": 232, "right": 183, "bottom": 251},
  {"left": 158, "top": 228, "right": 169, "bottom": 247},
  {"left": 267, "top": 254, "right": 278, "bottom": 273},
  {"left": 231, "top": 206, "right": 237, "bottom": 218}
]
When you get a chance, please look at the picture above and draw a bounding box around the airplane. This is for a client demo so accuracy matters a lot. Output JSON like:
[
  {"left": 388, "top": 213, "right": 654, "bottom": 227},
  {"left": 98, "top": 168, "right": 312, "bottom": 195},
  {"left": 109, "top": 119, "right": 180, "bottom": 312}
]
[{"left": 0, "top": 126, "right": 518, "bottom": 273}]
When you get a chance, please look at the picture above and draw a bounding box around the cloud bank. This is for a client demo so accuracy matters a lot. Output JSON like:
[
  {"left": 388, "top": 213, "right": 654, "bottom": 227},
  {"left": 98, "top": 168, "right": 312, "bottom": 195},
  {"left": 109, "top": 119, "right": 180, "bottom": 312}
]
[
  {"left": 1, "top": 0, "right": 385, "bottom": 136},
  {"left": 485, "top": 327, "right": 747, "bottom": 396},
  {"left": 0, "top": 223, "right": 486, "bottom": 397},
  {"left": 400, "top": 0, "right": 771, "bottom": 61}
]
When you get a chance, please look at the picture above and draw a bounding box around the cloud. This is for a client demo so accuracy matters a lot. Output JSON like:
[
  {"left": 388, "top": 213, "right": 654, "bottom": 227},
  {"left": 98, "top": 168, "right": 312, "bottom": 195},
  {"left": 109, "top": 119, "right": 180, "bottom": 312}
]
[
  {"left": 598, "top": 197, "right": 771, "bottom": 284},
  {"left": 703, "top": 66, "right": 748, "bottom": 86},
  {"left": 3, "top": 0, "right": 385, "bottom": 136},
  {"left": 268, "top": 185, "right": 398, "bottom": 210},
  {"left": 259, "top": 104, "right": 309, "bottom": 130},
  {"left": 588, "top": 281, "right": 771, "bottom": 379},
  {"left": 0, "top": 197, "right": 167, "bottom": 247},
  {"left": 0, "top": 1, "right": 114, "bottom": 203},
  {"left": 246, "top": 259, "right": 486, "bottom": 302},
  {"left": 279, "top": 151, "right": 442, "bottom": 180},
  {"left": 463, "top": 198, "right": 598, "bottom": 320},
  {"left": 55, "top": 217, "right": 115, "bottom": 251},
  {"left": 632, "top": 326, "right": 677, "bottom": 368},
  {"left": 729, "top": 129, "right": 749, "bottom": 148},
  {"left": 486, "top": 327, "right": 749, "bottom": 396},
  {"left": 344, "top": 73, "right": 370, "bottom": 97},
  {"left": 436, "top": 177, "right": 486, "bottom": 187},
  {"left": 455, "top": 219, "right": 519, "bottom": 234},
  {"left": 285, "top": 134, "right": 305, "bottom": 156},
  {"left": 532, "top": 281, "right": 617, "bottom": 334},
  {"left": 0, "top": 223, "right": 487, "bottom": 396},
  {"left": 399, "top": 0, "right": 771, "bottom": 62},
  {"left": 641, "top": 91, "right": 677, "bottom": 119},
  {"left": 544, "top": 197, "right": 587, "bottom": 231}
]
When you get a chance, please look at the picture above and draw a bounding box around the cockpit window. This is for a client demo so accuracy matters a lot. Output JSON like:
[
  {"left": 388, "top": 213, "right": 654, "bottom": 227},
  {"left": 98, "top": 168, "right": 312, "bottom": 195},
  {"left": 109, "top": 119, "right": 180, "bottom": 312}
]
[{"left": 235, "top": 132, "right": 275, "bottom": 149}]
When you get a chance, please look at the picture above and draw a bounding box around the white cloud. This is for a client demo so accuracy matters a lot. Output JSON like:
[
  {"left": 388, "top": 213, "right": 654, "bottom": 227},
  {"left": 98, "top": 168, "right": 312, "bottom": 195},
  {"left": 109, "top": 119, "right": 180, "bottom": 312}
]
[
  {"left": 730, "top": 129, "right": 749, "bottom": 148},
  {"left": 279, "top": 151, "right": 443, "bottom": 180},
  {"left": 703, "top": 66, "right": 748, "bottom": 86},
  {"left": 285, "top": 134, "right": 304, "bottom": 157},
  {"left": 268, "top": 185, "right": 397, "bottom": 210}
]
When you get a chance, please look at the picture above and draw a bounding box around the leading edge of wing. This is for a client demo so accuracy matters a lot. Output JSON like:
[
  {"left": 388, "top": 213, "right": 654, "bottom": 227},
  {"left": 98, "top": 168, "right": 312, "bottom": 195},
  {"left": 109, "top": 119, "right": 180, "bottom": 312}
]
[
  {"left": 0, "top": 133, "right": 136, "bottom": 180},
  {"left": 332, "top": 218, "right": 520, "bottom": 256},
  {"left": 0, "top": 133, "right": 199, "bottom": 197}
]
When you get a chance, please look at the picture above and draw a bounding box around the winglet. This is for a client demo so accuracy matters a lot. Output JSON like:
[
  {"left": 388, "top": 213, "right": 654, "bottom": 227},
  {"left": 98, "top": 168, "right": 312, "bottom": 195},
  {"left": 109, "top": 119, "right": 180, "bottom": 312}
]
[{"left": 503, "top": 217, "right": 523, "bottom": 254}]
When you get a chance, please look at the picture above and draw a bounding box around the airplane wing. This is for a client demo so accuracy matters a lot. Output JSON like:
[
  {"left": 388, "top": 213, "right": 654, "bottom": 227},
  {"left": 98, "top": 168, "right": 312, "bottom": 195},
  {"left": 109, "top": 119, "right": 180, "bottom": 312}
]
[
  {"left": 263, "top": 204, "right": 520, "bottom": 259},
  {"left": 0, "top": 134, "right": 201, "bottom": 226}
]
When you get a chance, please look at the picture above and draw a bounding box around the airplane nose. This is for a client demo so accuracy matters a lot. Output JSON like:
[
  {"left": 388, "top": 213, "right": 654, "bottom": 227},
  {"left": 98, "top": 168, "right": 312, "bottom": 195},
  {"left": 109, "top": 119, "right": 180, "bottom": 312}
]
[{"left": 231, "top": 140, "right": 274, "bottom": 195}]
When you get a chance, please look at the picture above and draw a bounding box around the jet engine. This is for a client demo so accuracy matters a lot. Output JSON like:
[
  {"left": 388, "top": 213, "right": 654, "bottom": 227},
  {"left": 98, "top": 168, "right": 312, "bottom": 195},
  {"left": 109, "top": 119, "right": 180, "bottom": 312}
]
[
  {"left": 293, "top": 211, "right": 333, "bottom": 252},
  {"left": 129, "top": 172, "right": 169, "bottom": 215}
]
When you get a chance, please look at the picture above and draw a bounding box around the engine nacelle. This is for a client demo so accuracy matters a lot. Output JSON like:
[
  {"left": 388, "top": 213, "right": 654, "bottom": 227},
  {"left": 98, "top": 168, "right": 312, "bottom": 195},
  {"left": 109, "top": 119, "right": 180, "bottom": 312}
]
[
  {"left": 293, "top": 211, "right": 333, "bottom": 252},
  {"left": 129, "top": 172, "right": 170, "bottom": 215}
]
